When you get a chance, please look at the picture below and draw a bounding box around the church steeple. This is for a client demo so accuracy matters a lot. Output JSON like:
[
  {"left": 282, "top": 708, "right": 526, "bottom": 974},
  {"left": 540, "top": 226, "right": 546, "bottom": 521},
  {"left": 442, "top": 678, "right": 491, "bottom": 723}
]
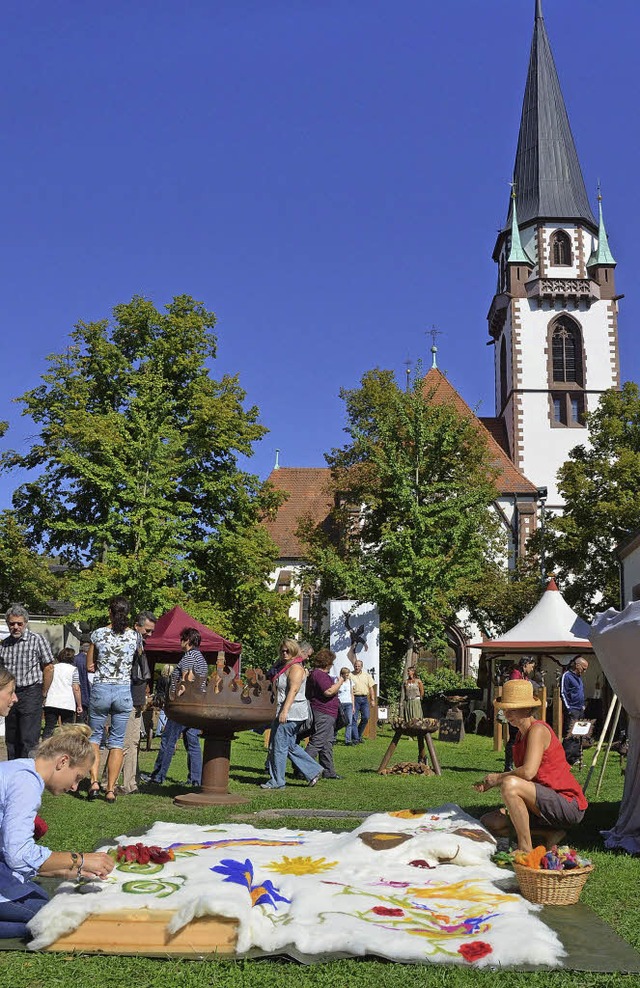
[
  {"left": 508, "top": 0, "right": 596, "bottom": 229},
  {"left": 488, "top": 1, "right": 621, "bottom": 513}
]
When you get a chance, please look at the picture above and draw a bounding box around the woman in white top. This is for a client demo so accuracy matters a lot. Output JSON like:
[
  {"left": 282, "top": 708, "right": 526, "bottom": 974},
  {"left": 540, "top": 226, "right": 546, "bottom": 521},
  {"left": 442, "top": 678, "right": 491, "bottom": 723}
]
[{"left": 42, "top": 648, "right": 82, "bottom": 738}]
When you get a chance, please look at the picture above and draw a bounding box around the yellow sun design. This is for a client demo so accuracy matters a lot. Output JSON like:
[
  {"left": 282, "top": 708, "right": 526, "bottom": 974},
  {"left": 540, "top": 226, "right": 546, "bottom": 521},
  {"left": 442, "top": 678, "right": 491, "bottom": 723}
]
[{"left": 264, "top": 855, "right": 338, "bottom": 875}]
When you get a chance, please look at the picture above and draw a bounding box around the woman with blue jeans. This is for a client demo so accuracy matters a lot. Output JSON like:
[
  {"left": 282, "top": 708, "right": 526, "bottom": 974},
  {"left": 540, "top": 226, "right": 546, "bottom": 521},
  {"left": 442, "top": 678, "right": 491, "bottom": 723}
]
[
  {"left": 86, "top": 595, "right": 138, "bottom": 804},
  {"left": 261, "top": 639, "right": 322, "bottom": 790}
]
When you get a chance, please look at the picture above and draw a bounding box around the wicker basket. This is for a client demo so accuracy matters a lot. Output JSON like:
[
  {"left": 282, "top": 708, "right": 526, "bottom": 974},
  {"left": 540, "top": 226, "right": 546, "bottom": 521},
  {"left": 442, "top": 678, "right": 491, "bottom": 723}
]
[{"left": 512, "top": 862, "right": 593, "bottom": 905}]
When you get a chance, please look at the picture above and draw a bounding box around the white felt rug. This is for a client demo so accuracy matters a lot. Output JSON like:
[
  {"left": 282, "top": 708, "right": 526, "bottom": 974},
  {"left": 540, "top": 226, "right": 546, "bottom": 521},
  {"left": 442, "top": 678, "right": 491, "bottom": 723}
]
[{"left": 28, "top": 804, "right": 564, "bottom": 967}]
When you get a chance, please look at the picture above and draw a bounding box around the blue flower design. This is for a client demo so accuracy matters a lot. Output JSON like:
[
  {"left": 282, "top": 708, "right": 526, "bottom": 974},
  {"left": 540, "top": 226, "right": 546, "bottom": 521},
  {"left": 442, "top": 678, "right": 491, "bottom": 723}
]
[{"left": 211, "top": 857, "right": 290, "bottom": 909}]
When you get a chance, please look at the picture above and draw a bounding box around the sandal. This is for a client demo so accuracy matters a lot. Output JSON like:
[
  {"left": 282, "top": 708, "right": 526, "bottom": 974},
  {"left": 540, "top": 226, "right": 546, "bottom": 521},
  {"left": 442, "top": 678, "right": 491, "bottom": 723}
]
[
  {"left": 87, "top": 783, "right": 101, "bottom": 802},
  {"left": 105, "top": 789, "right": 117, "bottom": 804}
]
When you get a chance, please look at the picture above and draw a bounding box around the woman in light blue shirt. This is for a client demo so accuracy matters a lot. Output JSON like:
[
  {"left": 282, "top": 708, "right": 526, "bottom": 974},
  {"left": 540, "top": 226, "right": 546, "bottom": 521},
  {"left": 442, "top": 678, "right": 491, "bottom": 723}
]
[{"left": 0, "top": 720, "right": 114, "bottom": 939}]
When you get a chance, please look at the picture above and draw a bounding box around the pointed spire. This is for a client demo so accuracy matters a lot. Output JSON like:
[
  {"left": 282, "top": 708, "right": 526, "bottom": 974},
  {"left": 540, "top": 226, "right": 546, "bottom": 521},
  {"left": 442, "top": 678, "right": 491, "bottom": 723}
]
[
  {"left": 507, "top": 187, "right": 534, "bottom": 265},
  {"left": 587, "top": 188, "right": 616, "bottom": 267},
  {"left": 508, "top": 2, "right": 596, "bottom": 229},
  {"left": 431, "top": 344, "right": 438, "bottom": 369}
]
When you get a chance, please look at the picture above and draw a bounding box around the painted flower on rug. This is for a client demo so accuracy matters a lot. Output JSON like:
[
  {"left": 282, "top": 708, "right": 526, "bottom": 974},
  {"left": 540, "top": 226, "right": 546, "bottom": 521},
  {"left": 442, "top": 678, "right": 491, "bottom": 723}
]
[
  {"left": 408, "top": 881, "right": 515, "bottom": 905},
  {"left": 169, "top": 837, "right": 303, "bottom": 853},
  {"left": 371, "top": 906, "right": 405, "bottom": 916},
  {"left": 211, "top": 857, "right": 291, "bottom": 909},
  {"left": 264, "top": 855, "right": 337, "bottom": 875},
  {"left": 458, "top": 940, "right": 493, "bottom": 963},
  {"left": 371, "top": 880, "right": 411, "bottom": 888}
]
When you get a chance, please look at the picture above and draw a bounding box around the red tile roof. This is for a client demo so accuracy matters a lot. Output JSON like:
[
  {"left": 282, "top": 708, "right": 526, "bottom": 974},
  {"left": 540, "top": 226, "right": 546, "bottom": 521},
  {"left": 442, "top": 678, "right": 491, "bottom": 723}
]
[
  {"left": 422, "top": 368, "right": 537, "bottom": 495},
  {"left": 264, "top": 467, "right": 333, "bottom": 559},
  {"left": 264, "top": 372, "right": 537, "bottom": 560}
]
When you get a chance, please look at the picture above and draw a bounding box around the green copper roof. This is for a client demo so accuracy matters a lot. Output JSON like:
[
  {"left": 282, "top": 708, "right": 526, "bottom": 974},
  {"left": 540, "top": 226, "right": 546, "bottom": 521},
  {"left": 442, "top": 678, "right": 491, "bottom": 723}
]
[
  {"left": 587, "top": 194, "right": 616, "bottom": 267},
  {"left": 507, "top": 192, "right": 534, "bottom": 265}
]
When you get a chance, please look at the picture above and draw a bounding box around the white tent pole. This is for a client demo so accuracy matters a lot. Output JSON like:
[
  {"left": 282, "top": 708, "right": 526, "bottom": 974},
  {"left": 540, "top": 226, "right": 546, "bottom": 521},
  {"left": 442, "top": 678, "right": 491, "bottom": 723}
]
[
  {"left": 583, "top": 693, "right": 618, "bottom": 794},
  {"left": 594, "top": 700, "right": 622, "bottom": 798}
]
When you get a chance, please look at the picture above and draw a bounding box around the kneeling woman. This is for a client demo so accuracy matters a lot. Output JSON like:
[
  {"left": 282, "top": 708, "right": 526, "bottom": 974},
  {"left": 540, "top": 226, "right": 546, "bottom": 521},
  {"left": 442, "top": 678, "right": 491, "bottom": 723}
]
[
  {"left": 0, "top": 714, "right": 115, "bottom": 939},
  {"left": 475, "top": 679, "right": 587, "bottom": 852}
]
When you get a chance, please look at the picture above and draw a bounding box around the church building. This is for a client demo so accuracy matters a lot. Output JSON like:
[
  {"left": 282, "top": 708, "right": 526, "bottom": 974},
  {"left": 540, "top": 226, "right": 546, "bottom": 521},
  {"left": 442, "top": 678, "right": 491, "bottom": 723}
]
[{"left": 264, "top": 1, "right": 622, "bottom": 648}]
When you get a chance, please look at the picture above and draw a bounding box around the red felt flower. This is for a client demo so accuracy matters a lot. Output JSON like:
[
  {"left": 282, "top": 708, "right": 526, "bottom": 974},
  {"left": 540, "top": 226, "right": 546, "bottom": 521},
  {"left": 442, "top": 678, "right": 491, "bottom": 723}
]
[
  {"left": 458, "top": 941, "right": 493, "bottom": 963},
  {"left": 372, "top": 906, "right": 404, "bottom": 917},
  {"left": 408, "top": 859, "right": 434, "bottom": 869}
]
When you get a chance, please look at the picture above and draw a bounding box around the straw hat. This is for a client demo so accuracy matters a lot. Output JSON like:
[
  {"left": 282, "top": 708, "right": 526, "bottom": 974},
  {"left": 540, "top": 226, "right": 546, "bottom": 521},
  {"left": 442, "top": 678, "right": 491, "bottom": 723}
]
[{"left": 495, "top": 679, "right": 541, "bottom": 710}]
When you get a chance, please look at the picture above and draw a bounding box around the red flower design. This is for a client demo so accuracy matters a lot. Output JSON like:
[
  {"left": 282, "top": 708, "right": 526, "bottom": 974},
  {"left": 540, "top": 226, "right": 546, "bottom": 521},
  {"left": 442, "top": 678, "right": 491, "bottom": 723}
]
[
  {"left": 408, "top": 859, "right": 434, "bottom": 869},
  {"left": 458, "top": 941, "right": 493, "bottom": 963},
  {"left": 372, "top": 906, "right": 404, "bottom": 917}
]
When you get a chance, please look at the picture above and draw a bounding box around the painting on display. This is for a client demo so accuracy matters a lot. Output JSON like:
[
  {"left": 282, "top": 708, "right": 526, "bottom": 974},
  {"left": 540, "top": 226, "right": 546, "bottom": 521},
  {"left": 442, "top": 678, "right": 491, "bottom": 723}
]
[{"left": 329, "top": 600, "right": 379, "bottom": 686}]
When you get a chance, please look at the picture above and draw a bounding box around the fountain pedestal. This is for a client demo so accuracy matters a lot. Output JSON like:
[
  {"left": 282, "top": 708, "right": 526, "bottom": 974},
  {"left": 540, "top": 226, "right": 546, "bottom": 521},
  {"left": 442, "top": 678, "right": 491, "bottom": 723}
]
[{"left": 166, "top": 663, "right": 275, "bottom": 807}]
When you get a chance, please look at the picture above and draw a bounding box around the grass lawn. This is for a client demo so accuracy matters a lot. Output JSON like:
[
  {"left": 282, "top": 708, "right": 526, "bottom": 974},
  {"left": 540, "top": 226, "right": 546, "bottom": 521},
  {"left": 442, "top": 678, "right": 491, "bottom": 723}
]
[{"left": 2, "top": 726, "right": 638, "bottom": 987}]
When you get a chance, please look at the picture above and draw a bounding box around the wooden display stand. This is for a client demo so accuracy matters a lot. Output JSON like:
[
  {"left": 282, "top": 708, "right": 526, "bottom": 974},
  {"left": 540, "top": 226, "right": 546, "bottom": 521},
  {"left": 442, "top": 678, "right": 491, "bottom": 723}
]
[
  {"left": 46, "top": 909, "right": 239, "bottom": 956},
  {"left": 377, "top": 725, "right": 441, "bottom": 776}
]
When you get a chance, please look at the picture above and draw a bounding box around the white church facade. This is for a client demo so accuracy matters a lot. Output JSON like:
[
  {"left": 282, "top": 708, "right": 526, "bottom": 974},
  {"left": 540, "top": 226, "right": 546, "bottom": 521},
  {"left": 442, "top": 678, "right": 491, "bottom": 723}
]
[{"left": 264, "top": 1, "right": 622, "bottom": 664}]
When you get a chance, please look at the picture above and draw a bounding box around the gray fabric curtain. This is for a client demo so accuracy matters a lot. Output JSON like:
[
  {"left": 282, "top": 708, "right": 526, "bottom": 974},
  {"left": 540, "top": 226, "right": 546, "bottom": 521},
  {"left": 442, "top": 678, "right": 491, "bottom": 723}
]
[{"left": 589, "top": 603, "right": 640, "bottom": 854}]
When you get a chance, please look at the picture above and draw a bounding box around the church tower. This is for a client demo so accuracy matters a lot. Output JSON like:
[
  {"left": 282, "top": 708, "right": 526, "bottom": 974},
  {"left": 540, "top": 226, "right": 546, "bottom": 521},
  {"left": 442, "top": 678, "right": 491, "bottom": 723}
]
[{"left": 487, "top": 0, "right": 620, "bottom": 511}]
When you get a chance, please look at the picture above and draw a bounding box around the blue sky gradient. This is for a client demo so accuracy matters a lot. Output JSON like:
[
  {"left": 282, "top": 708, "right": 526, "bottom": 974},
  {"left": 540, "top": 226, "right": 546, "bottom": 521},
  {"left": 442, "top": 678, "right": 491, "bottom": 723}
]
[{"left": 1, "top": 0, "right": 637, "bottom": 509}]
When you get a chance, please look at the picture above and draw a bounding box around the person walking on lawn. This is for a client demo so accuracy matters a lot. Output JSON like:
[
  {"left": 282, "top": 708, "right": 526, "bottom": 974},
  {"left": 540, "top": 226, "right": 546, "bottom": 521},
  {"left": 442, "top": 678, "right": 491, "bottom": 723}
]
[{"left": 140, "top": 627, "right": 206, "bottom": 788}]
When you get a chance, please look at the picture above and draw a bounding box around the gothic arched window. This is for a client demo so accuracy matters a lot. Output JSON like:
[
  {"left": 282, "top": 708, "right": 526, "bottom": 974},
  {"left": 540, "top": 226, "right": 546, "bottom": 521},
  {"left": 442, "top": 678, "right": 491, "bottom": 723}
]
[
  {"left": 499, "top": 336, "right": 508, "bottom": 410},
  {"left": 552, "top": 318, "right": 583, "bottom": 385},
  {"left": 550, "top": 230, "right": 572, "bottom": 266},
  {"left": 548, "top": 316, "right": 585, "bottom": 427}
]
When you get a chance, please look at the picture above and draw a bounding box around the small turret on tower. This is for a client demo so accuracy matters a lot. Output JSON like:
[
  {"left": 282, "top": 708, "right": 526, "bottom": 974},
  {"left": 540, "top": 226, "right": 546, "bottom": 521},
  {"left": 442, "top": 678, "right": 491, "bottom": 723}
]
[{"left": 587, "top": 190, "right": 617, "bottom": 299}]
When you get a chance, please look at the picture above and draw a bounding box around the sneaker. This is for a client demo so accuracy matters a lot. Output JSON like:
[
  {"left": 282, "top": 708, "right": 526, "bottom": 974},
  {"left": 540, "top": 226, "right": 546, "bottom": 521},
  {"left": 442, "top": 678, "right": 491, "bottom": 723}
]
[
  {"left": 260, "top": 782, "right": 285, "bottom": 790},
  {"left": 308, "top": 773, "right": 322, "bottom": 787},
  {"left": 323, "top": 774, "right": 343, "bottom": 780}
]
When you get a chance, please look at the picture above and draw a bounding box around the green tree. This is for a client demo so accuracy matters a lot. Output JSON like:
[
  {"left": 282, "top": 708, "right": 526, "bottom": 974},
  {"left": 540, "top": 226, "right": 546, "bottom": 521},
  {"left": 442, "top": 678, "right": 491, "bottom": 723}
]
[
  {"left": 1, "top": 295, "right": 293, "bottom": 651},
  {"left": 300, "top": 369, "right": 504, "bottom": 687},
  {"left": 0, "top": 510, "right": 62, "bottom": 613},
  {"left": 541, "top": 382, "right": 640, "bottom": 617},
  {"left": 465, "top": 556, "right": 543, "bottom": 638}
]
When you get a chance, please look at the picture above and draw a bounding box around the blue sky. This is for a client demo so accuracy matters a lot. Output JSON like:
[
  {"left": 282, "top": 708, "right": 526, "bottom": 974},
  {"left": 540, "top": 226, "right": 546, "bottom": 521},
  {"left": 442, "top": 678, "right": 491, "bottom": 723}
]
[{"left": 1, "top": 0, "right": 638, "bottom": 510}]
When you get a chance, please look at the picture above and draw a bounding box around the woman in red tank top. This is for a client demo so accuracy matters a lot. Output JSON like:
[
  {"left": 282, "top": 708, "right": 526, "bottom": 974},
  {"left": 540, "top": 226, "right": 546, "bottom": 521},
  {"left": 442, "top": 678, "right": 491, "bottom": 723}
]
[{"left": 474, "top": 679, "right": 587, "bottom": 852}]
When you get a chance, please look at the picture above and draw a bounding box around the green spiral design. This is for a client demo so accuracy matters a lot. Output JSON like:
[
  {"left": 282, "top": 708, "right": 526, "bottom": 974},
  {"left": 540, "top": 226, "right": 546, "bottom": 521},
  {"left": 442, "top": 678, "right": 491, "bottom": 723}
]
[
  {"left": 121, "top": 879, "right": 182, "bottom": 897},
  {"left": 117, "top": 861, "right": 163, "bottom": 875}
]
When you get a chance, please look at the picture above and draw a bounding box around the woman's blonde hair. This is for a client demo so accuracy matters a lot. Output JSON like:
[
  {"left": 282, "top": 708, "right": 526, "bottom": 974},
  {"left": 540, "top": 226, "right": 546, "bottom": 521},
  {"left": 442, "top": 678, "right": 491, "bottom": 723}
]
[
  {"left": 280, "top": 638, "right": 300, "bottom": 659},
  {"left": 33, "top": 724, "right": 93, "bottom": 766},
  {"left": 0, "top": 665, "right": 16, "bottom": 691},
  {"left": 161, "top": 664, "right": 174, "bottom": 677}
]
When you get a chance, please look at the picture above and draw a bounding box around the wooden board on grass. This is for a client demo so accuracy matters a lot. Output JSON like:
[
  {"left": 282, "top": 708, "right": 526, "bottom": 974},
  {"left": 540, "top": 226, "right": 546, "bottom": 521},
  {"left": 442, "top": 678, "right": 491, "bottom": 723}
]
[{"left": 46, "top": 909, "right": 239, "bottom": 956}]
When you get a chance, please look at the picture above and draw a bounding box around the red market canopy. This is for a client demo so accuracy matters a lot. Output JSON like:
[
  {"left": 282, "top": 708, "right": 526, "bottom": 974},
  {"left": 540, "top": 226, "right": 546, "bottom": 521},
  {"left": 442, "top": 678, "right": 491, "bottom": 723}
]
[
  {"left": 471, "top": 577, "right": 593, "bottom": 656},
  {"left": 144, "top": 606, "right": 242, "bottom": 670}
]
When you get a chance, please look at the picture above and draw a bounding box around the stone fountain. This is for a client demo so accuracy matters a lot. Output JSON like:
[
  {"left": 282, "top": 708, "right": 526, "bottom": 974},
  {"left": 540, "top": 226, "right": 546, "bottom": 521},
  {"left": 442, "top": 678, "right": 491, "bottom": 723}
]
[{"left": 165, "top": 657, "right": 276, "bottom": 806}]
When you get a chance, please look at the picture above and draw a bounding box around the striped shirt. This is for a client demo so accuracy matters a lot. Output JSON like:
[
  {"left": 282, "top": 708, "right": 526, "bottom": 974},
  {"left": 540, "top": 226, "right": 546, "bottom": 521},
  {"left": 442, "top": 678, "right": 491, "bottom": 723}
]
[
  {"left": 0, "top": 630, "right": 54, "bottom": 688},
  {"left": 171, "top": 648, "right": 208, "bottom": 692}
]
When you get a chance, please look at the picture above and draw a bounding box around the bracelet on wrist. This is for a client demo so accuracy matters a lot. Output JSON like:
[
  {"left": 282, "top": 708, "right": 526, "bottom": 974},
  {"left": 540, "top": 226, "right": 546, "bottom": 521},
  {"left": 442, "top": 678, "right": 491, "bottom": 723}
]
[{"left": 77, "top": 852, "right": 85, "bottom": 881}]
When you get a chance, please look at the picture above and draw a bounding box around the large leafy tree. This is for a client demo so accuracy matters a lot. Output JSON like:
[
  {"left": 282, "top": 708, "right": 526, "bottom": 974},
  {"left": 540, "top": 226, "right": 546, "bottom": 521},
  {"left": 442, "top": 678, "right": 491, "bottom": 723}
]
[
  {"left": 1, "top": 295, "right": 294, "bottom": 655},
  {"left": 541, "top": 382, "right": 640, "bottom": 617},
  {"left": 0, "top": 510, "right": 62, "bottom": 613},
  {"left": 299, "top": 369, "right": 504, "bottom": 685}
]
